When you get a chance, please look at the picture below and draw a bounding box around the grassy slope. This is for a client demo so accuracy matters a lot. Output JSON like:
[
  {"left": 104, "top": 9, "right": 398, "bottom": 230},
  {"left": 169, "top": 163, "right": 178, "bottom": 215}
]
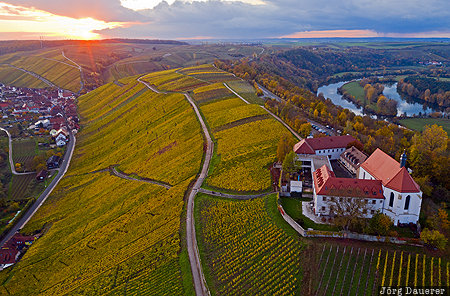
[
  {"left": 399, "top": 118, "right": 450, "bottom": 134},
  {"left": 0, "top": 75, "right": 202, "bottom": 295}
]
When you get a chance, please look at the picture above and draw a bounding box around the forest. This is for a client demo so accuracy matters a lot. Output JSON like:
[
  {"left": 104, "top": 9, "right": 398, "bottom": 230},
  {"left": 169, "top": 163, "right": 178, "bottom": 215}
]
[{"left": 397, "top": 77, "right": 450, "bottom": 109}]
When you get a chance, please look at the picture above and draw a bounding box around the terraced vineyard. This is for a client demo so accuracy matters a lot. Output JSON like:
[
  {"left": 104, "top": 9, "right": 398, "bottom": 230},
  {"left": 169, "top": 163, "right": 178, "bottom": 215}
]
[
  {"left": 196, "top": 193, "right": 305, "bottom": 296},
  {"left": 0, "top": 74, "right": 203, "bottom": 295},
  {"left": 0, "top": 65, "right": 47, "bottom": 89},
  {"left": 310, "top": 244, "right": 450, "bottom": 296},
  {"left": 0, "top": 52, "right": 81, "bottom": 92}
]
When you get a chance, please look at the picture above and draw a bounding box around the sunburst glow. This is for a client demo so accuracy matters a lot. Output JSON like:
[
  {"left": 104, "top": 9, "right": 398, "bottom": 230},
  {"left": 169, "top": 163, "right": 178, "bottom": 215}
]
[{"left": 0, "top": 2, "right": 128, "bottom": 40}]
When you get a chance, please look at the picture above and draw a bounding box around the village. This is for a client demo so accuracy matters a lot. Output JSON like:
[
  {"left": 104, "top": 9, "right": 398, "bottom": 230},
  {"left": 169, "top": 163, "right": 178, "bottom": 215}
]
[{"left": 0, "top": 83, "right": 78, "bottom": 270}]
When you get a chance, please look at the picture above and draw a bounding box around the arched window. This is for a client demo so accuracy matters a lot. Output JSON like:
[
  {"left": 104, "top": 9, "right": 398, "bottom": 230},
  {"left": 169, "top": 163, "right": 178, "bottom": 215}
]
[
  {"left": 404, "top": 195, "right": 411, "bottom": 210},
  {"left": 389, "top": 192, "right": 394, "bottom": 207}
]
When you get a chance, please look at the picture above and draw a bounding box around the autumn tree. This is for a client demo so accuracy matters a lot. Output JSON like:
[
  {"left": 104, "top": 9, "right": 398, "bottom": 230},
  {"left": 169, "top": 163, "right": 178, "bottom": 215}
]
[
  {"left": 276, "top": 134, "right": 296, "bottom": 162},
  {"left": 282, "top": 151, "right": 300, "bottom": 173},
  {"left": 420, "top": 228, "right": 448, "bottom": 250},
  {"left": 369, "top": 212, "right": 393, "bottom": 236},
  {"left": 298, "top": 123, "right": 312, "bottom": 138},
  {"left": 327, "top": 197, "right": 368, "bottom": 231}
]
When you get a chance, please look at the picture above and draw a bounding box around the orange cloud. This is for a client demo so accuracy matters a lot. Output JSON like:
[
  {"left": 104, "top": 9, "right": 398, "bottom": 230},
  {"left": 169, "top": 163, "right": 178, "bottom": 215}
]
[
  {"left": 280, "top": 30, "right": 380, "bottom": 38},
  {"left": 0, "top": 2, "right": 130, "bottom": 39}
]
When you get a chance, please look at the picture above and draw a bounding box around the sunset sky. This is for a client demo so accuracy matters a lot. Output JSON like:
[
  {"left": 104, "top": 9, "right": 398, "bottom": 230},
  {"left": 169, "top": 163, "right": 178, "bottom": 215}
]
[{"left": 0, "top": 0, "right": 449, "bottom": 40}]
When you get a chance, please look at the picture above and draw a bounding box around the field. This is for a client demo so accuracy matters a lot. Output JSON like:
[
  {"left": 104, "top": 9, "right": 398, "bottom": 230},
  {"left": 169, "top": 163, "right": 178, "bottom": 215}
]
[
  {"left": 141, "top": 69, "right": 208, "bottom": 92},
  {"left": 9, "top": 174, "right": 42, "bottom": 201},
  {"left": 0, "top": 65, "right": 47, "bottom": 89},
  {"left": 0, "top": 74, "right": 204, "bottom": 295},
  {"left": 195, "top": 193, "right": 305, "bottom": 296},
  {"left": 310, "top": 244, "right": 449, "bottom": 296},
  {"left": 399, "top": 118, "right": 450, "bottom": 134},
  {"left": 226, "top": 80, "right": 265, "bottom": 105},
  {"left": 0, "top": 52, "right": 82, "bottom": 92}
]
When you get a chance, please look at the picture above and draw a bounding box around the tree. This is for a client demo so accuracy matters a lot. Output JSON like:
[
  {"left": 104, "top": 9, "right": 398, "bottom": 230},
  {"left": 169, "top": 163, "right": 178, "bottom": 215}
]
[
  {"left": 369, "top": 212, "right": 393, "bottom": 235},
  {"left": 298, "top": 123, "right": 312, "bottom": 138},
  {"left": 282, "top": 151, "right": 299, "bottom": 173},
  {"left": 427, "top": 207, "right": 450, "bottom": 232},
  {"left": 412, "top": 124, "right": 447, "bottom": 155},
  {"left": 420, "top": 228, "right": 448, "bottom": 250},
  {"left": 277, "top": 134, "right": 296, "bottom": 162},
  {"left": 327, "top": 197, "right": 368, "bottom": 231}
]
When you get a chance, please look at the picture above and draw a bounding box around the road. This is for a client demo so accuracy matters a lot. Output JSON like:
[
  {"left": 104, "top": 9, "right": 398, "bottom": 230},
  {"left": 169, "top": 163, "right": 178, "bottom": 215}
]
[
  {"left": 1, "top": 64, "right": 57, "bottom": 89},
  {"left": 256, "top": 83, "right": 336, "bottom": 136},
  {"left": 0, "top": 129, "right": 75, "bottom": 247},
  {"left": 198, "top": 188, "right": 270, "bottom": 200},
  {"left": 110, "top": 166, "right": 172, "bottom": 189},
  {"left": 138, "top": 77, "right": 210, "bottom": 296}
]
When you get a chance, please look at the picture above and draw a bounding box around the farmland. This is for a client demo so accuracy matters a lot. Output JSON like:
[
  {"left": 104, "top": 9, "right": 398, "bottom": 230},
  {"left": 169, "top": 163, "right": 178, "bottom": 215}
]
[
  {"left": 226, "top": 80, "right": 265, "bottom": 105},
  {"left": 308, "top": 244, "right": 450, "bottom": 296},
  {"left": 0, "top": 73, "right": 204, "bottom": 295},
  {"left": 0, "top": 65, "right": 47, "bottom": 89},
  {"left": 195, "top": 193, "right": 305, "bottom": 296},
  {"left": 399, "top": 118, "right": 450, "bottom": 134}
]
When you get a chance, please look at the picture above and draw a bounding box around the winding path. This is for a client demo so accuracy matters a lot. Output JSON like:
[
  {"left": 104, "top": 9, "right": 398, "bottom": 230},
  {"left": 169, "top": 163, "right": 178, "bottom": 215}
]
[
  {"left": 138, "top": 77, "right": 211, "bottom": 296},
  {"left": 110, "top": 166, "right": 172, "bottom": 189},
  {"left": 61, "top": 51, "right": 85, "bottom": 95},
  {"left": 198, "top": 188, "right": 270, "bottom": 200}
]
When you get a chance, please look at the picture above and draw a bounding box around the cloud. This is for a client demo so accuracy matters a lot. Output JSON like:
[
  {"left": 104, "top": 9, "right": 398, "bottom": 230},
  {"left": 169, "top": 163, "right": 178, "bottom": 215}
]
[
  {"left": 5, "top": 0, "right": 148, "bottom": 22},
  {"left": 96, "top": 0, "right": 450, "bottom": 39},
  {"left": 1, "top": 0, "right": 449, "bottom": 39}
]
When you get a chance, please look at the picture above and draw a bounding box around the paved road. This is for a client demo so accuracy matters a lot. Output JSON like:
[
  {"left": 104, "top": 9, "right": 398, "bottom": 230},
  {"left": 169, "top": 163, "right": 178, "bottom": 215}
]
[
  {"left": 110, "top": 166, "right": 172, "bottom": 189},
  {"left": 0, "top": 129, "right": 75, "bottom": 247},
  {"left": 138, "top": 76, "right": 210, "bottom": 296},
  {"left": 0, "top": 128, "right": 36, "bottom": 175},
  {"left": 198, "top": 188, "right": 270, "bottom": 200},
  {"left": 223, "top": 83, "right": 250, "bottom": 104},
  {"left": 255, "top": 83, "right": 336, "bottom": 136}
]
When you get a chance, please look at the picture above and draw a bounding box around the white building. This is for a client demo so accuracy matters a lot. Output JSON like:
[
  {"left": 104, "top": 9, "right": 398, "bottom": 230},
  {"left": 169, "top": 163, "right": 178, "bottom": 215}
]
[
  {"left": 294, "top": 135, "right": 357, "bottom": 160},
  {"left": 359, "top": 149, "right": 422, "bottom": 226},
  {"left": 313, "top": 165, "right": 385, "bottom": 218}
]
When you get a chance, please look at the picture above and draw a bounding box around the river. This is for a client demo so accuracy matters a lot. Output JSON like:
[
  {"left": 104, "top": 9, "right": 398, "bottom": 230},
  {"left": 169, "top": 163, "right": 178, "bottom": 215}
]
[{"left": 317, "top": 81, "right": 436, "bottom": 116}]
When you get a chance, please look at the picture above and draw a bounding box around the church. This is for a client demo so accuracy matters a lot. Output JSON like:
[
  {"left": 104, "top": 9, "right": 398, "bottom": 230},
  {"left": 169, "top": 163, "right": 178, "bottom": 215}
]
[{"left": 295, "top": 136, "right": 422, "bottom": 226}]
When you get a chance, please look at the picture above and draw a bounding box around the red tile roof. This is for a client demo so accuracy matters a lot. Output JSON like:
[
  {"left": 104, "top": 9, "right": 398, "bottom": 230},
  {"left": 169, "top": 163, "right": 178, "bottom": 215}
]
[
  {"left": 294, "top": 135, "right": 357, "bottom": 154},
  {"left": 0, "top": 248, "right": 18, "bottom": 265},
  {"left": 313, "top": 165, "right": 384, "bottom": 198},
  {"left": 360, "top": 148, "right": 420, "bottom": 193}
]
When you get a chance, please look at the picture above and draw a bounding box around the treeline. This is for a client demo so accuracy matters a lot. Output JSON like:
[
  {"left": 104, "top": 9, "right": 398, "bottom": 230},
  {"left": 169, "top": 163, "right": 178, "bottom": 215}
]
[
  {"left": 360, "top": 79, "right": 398, "bottom": 116},
  {"left": 215, "top": 58, "right": 449, "bottom": 203},
  {"left": 397, "top": 77, "right": 450, "bottom": 110}
]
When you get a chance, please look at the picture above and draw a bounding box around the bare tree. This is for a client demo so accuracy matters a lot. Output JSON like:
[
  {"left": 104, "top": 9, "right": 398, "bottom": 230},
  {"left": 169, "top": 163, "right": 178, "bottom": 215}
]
[{"left": 326, "top": 197, "right": 368, "bottom": 231}]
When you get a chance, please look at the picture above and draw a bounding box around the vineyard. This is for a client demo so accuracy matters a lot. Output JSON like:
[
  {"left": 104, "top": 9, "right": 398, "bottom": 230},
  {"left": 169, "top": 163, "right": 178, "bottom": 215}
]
[
  {"left": 0, "top": 52, "right": 81, "bottom": 92},
  {"left": 178, "top": 65, "right": 238, "bottom": 83},
  {"left": 9, "top": 174, "right": 42, "bottom": 201},
  {"left": 308, "top": 244, "right": 450, "bottom": 296},
  {"left": 0, "top": 73, "right": 204, "bottom": 295},
  {"left": 0, "top": 65, "right": 47, "bottom": 89},
  {"left": 141, "top": 69, "right": 208, "bottom": 92},
  {"left": 226, "top": 80, "right": 265, "bottom": 105},
  {"left": 196, "top": 193, "right": 305, "bottom": 296}
]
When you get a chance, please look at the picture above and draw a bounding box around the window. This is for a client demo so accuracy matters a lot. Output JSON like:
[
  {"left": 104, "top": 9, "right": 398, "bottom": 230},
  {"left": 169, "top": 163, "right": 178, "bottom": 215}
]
[
  {"left": 380, "top": 200, "right": 383, "bottom": 204},
  {"left": 339, "top": 197, "right": 343, "bottom": 202},
  {"left": 365, "top": 200, "right": 368, "bottom": 204},
  {"left": 389, "top": 192, "right": 394, "bottom": 207},
  {"left": 362, "top": 209, "right": 367, "bottom": 214},
  {"left": 323, "top": 196, "right": 327, "bottom": 201},
  {"left": 372, "top": 200, "right": 376, "bottom": 204},
  {"left": 321, "top": 206, "right": 325, "bottom": 211},
  {"left": 404, "top": 195, "right": 410, "bottom": 210},
  {"left": 363, "top": 172, "right": 365, "bottom": 179},
  {"left": 371, "top": 210, "right": 375, "bottom": 214}
]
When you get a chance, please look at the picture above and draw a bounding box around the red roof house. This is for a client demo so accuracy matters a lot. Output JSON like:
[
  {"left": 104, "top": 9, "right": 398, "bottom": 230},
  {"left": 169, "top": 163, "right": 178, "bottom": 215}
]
[{"left": 293, "top": 135, "right": 359, "bottom": 160}]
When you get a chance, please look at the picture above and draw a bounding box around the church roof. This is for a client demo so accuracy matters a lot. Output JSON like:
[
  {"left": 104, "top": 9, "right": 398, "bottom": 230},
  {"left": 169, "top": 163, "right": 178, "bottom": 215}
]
[
  {"left": 294, "top": 135, "right": 357, "bottom": 154},
  {"left": 313, "top": 165, "right": 384, "bottom": 198},
  {"left": 360, "top": 148, "right": 421, "bottom": 193}
]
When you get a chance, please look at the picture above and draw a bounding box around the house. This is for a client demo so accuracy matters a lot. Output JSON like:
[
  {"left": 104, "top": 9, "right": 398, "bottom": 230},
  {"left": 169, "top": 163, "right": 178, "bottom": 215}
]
[
  {"left": 359, "top": 149, "right": 422, "bottom": 225},
  {"left": 0, "top": 248, "right": 19, "bottom": 270},
  {"left": 294, "top": 135, "right": 358, "bottom": 160},
  {"left": 36, "top": 169, "right": 48, "bottom": 182},
  {"left": 47, "top": 155, "right": 61, "bottom": 169},
  {"left": 313, "top": 165, "right": 384, "bottom": 217},
  {"left": 53, "top": 128, "right": 69, "bottom": 147},
  {"left": 339, "top": 146, "right": 368, "bottom": 175}
]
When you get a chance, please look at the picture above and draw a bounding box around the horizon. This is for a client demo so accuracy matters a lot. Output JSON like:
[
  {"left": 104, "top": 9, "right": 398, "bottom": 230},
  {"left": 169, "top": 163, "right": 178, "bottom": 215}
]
[{"left": 0, "top": 0, "right": 449, "bottom": 40}]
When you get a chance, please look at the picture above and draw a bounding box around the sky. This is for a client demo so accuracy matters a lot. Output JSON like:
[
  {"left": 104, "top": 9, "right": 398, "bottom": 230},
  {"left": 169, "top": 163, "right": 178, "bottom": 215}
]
[{"left": 0, "top": 0, "right": 449, "bottom": 40}]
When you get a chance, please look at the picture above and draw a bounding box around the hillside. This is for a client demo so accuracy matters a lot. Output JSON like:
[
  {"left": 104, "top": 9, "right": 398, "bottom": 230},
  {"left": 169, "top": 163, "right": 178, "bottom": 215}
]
[{"left": 0, "top": 74, "right": 204, "bottom": 295}]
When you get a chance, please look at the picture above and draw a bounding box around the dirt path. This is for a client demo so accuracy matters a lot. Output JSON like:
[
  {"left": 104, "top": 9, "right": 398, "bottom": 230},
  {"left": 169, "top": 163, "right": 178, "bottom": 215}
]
[
  {"left": 138, "top": 76, "right": 211, "bottom": 296},
  {"left": 110, "top": 166, "right": 172, "bottom": 189}
]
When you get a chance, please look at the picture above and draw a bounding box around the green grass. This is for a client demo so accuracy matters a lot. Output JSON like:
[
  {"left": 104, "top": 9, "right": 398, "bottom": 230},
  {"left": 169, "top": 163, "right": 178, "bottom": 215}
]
[
  {"left": 226, "top": 80, "right": 265, "bottom": 105},
  {"left": 399, "top": 118, "right": 450, "bottom": 134},
  {"left": 280, "top": 197, "right": 338, "bottom": 231}
]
